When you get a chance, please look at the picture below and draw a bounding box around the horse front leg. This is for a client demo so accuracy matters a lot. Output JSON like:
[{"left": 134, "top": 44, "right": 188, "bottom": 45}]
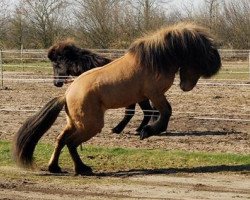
[
  {"left": 135, "top": 100, "right": 154, "bottom": 133},
  {"left": 151, "top": 105, "right": 160, "bottom": 122},
  {"left": 140, "top": 94, "right": 172, "bottom": 140},
  {"left": 112, "top": 104, "right": 136, "bottom": 134}
]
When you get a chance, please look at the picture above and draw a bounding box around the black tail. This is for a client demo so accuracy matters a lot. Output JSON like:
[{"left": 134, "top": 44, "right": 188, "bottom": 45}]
[{"left": 13, "top": 96, "right": 66, "bottom": 167}]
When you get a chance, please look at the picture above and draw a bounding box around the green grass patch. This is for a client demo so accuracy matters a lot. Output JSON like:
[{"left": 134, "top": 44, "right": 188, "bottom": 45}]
[
  {"left": 213, "top": 73, "right": 249, "bottom": 80},
  {"left": 1, "top": 61, "right": 249, "bottom": 80},
  {"left": 1, "top": 141, "right": 249, "bottom": 173},
  {"left": 2, "top": 61, "right": 53, "bottom": 73},
  {"left": 213, "top": 64, "right": 250, "bottom": 80}
]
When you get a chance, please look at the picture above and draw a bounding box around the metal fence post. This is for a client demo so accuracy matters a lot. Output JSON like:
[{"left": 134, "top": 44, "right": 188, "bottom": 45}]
[{"left": 0, "top": 49, "right": 3, "bottom": 89}]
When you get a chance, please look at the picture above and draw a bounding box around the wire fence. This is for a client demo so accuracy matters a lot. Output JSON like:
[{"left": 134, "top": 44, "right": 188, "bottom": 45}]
[
  {"left": 0, "top": 48, "right": 249, "bottom": 88},
  {"left": 0, "top": 48, "right": 249, "bottom": 126},
  {"left": 0, "top": 48, "right": 249, "bottom": 61}
]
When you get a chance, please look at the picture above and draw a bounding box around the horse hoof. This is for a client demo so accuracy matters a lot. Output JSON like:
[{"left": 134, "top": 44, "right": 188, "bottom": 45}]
[
  {"left": 48, "top": 165, "right": 64, "bottom": 174},
  {"left": 135, "top": 127, "right": 142, "bottom": 133},
  {"left": 140, "top": 126, "right": 153, "bottom": 140},
  {"left": 112, "top": 127, "right": 122, "bottom": 134},
  {"left": 140, "top": 130, "right": 148, "bottom": 140},
  {"left": 75, "top": 165, "right": 93, "bottom": 176}
]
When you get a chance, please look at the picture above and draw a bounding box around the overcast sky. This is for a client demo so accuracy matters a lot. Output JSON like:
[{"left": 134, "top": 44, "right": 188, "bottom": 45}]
[{"left": 169, "top": 0, "right": 203, "bottom": 12}]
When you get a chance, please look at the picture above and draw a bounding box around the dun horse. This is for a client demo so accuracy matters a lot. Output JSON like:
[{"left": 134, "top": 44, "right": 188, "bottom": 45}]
[
  {"left": 13, "top": 23, "right": 221, "bottom": 175},
  {"left": 48, "top": 41, "right": 157, "bottom": 133}
]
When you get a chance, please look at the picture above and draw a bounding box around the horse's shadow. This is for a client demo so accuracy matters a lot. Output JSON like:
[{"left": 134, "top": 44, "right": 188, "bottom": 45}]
[
  {"left": 156, "top": 130, "right": 241, "bottom": 137},
  {"left": 96, "top": 164, "right": 250, "bottom": 177},
  {"left": 99, "top": 130, "right": 248, "bottom": 177},
  {"left": 39, "top": 164, "right": 250, "bottom": 177}
]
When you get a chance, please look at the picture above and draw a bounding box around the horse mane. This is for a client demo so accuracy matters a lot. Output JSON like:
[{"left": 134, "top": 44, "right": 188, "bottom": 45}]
[
  {"left": 128, "top": 22, "right": 221, "bottom": 77},
  {"left": 48, "top": 40, "right": 111, "bottom": 74}
]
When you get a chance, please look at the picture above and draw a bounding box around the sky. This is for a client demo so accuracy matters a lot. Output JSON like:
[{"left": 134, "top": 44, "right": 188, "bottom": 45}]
[{"left": 168, "top": 0, "right": 203, "bottom": 13}]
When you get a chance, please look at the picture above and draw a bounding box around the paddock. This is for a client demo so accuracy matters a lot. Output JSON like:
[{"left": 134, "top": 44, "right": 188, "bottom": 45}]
[
  {"left": 0, "top": 49, "right": 249, "bottom": 199},
  {"left": 0, "top": 49, "right": 249, "bottom": 153}
]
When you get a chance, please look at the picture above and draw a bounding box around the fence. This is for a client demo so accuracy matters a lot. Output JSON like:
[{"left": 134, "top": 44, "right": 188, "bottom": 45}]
[
  {"left": 0, "top": 49, "right": 249, "bottom": 135},
  {"left": 0, "top": 49, "right": 249, "bottom": 84}
]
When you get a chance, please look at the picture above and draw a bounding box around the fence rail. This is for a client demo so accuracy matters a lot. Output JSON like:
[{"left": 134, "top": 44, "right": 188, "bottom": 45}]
[
  {"left": 0, "top": 49, "right": 249, "bottom": 131},
  {"left": 1, "top": 48, "right": 249, "bottom": 60},
  {"left": 0, "top": 49, "right": 249, "bottom": 88}
]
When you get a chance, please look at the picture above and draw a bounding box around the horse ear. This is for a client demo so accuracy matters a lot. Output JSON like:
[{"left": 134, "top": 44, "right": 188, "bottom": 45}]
[{"left": 48, "top": 48, "right": 57, "bottom": 61}]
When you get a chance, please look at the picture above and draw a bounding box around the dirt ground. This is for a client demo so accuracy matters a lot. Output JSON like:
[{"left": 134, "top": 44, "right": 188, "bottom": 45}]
[
  {"left": 0, "top": 72, "right": 249, "bottom": 199},
  {"left": 0, "top": 168, "right": 249, "bottom": 200}
]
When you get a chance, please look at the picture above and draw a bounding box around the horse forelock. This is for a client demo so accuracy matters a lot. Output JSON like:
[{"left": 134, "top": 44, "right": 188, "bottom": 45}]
[
  {"left": 128, "top": 22, "right": 221, "bottom": 77},
  {"left": 48, "top": 40, "right": 76, "bottom": 61}
]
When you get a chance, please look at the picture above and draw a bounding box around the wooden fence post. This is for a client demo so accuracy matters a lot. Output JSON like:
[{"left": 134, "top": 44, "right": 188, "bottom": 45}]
[{"left": 0, "top": 49, "right": 3, "bottom": 88}]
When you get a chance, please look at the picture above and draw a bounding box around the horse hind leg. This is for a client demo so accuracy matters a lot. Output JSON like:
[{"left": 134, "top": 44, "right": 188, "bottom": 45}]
[
  {"left": 67, "top": 142, "right": 93, "bottom": 175},
  {"left": 65, "top": 94, "right": 105, "bottom": 175},
  {"left": 112, "top": 104, "right": 136, "bottom": 134},
  {"left": 48, "top": 122, "right": 76, "bottom": 173},
  {"left": 66, "top": 126, "right": 103, "bottom": 175}
]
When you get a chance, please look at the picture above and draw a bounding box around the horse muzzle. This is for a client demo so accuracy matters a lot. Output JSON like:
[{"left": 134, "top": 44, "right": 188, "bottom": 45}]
[
  {"left": 180, "top": 82, "right": 196, "bottom": 92},
  {"left": 54, "top": 80, "right": 64, "bottom": 87}
]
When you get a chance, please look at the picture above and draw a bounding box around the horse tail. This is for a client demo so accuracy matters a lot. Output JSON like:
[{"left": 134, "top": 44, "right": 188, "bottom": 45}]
[{"left": 13, "top": 95, "right": 66, "bottom": 168}]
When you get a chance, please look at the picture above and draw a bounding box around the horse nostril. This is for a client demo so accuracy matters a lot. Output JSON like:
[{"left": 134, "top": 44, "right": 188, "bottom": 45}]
[{"left": 54, "top": 81, "right": 63, "bottom": 87}]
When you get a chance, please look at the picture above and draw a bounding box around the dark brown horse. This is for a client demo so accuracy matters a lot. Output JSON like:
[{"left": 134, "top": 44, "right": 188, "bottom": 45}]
[
  {"left": 48, "top": 41, "right": 157, "bottom": 134},
  {"left": 14, "top": 22, "right": 221, "bottom": 175}
]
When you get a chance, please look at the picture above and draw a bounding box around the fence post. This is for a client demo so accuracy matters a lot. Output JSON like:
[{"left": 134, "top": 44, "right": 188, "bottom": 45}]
[
  {"left": 21, "top": 44, "right": 24, "bottom": 71},
  {"left": 0, "top": 49, "right": 3, "bottom": 89},
  {"left": 249, "top": 51, "right": 250, "bottom": 80}
]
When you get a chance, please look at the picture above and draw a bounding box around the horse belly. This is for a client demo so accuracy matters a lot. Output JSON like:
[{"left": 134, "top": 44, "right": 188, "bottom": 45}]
[{"left": 100, "top": 83, "right": 143, "bottom": 109}]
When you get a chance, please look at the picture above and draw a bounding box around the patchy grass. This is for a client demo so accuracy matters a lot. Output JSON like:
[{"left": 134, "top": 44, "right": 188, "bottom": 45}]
[
  {"left": 213, "top": 63, "right": 249, "bottom": 80},
  {"left": 1, "top": 141, "right": 249, "bottom": 174},
  {"left": 2, "top": 62, "right": 52, "bottom": 73}
]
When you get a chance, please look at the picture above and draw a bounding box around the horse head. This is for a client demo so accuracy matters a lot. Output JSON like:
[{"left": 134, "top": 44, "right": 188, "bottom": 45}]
[
  {"left": 177, "top": 33, "right": 221, "bottom": 92},
  {"left": 179, "top": 49, "right": 221, "bottom": 92},
  {"left": 51, "top": 61, "right": 70, "bottom": 87},
  {"left": 48, "top": 42, "right": 80, "bottom": 87},
  {"left": 48, "top": 41, "right": 112, "bottom": 87}
]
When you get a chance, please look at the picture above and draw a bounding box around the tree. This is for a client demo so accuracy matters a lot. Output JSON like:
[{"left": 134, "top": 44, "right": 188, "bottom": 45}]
[
  {"left": 204, "top": 0, "right": 220, "bottom": 29},
  {"left": 7, "top": 3, "right": 27, "bottom": 49},
  {"left": 20, "top": 0, "right": 71, "bottom": 48},
  {"left": 175, "top": 0, "right": 249, "bottom": 49},
  {"left": 74, "top": 0, "right": 123, "bottom": 48},
  {"left": 221, "top": 0, "right": 250, "bottom": 49},
  {"left": 132, "top": 0, "right": 171, "bottom": 32},
  {"left": 0, "top": 0, "right": 10, "bottom": 48}
]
